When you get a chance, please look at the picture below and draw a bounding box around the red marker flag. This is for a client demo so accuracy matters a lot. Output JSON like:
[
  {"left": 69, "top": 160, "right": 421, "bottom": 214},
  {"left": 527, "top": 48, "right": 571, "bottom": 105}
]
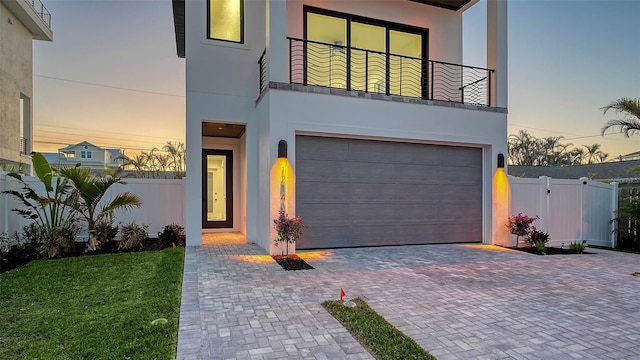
[{"left": 340, "top": 288, "right": 346, "bottom": 303}]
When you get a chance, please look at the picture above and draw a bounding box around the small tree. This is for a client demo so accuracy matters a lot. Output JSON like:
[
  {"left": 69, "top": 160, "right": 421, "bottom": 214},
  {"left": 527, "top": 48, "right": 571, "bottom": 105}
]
[
  {"left": 273, "top": 210, "right": 306, "bottom": 256},
  {"left": 507, "top": 213, "right": 539, "bottom": 248}
]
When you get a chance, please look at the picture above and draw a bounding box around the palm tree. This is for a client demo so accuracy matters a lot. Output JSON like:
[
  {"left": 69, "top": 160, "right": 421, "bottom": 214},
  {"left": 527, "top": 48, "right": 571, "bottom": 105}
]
[
  {"left": 58, "top": 166, "right": 142, "bottom": 250},
  {"left": 601, "top": 98, "right": 640, "bottom": 137}
]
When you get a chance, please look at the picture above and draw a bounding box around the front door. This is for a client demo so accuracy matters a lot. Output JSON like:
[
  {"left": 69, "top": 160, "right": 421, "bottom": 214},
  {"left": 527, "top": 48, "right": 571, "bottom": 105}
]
[{"left": 202, "top": 149, "right": 233, "bottom": 228}]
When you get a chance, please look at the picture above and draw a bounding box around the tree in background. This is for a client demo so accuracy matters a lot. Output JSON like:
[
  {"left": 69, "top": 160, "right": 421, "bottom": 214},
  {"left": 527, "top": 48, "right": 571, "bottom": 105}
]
[
  {"left": 118, "top": 141, "right": 186, "bottom": 179},
  {"left": 508, "top": 130, "right": 608, "bottom": 166},
  {"left": 601, "top": 98, "right": 640, "bottom": 137}
]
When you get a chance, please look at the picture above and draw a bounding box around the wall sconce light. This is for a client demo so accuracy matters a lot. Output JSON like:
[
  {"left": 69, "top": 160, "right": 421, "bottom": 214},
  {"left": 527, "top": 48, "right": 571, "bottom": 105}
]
[
  {"left": 278, "top": 140, "right": 287, "bottom": 158},
  {"left": 497, "top": 153, "right": 505, "bottom": 168}
]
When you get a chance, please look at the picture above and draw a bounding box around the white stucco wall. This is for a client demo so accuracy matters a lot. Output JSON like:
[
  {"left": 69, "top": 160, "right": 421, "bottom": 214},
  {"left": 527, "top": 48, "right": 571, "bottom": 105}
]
[
  {"left": 0, "top": 2, "right": 34, "bottom": 170},
  {"left": 257, "top": 89, "right": 507, "bottom": 251}
]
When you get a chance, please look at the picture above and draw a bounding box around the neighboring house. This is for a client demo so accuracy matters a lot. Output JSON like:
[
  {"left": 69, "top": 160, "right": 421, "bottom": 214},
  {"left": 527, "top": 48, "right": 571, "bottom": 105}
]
[
  {"left": 171, "top": 0, "right": 508, "bottom": 253},
  {"left": 510, "top": 160, "right": 640, "bottom": 181},
  {"left": 42, "top": 141, "right": 126, "bottom": 170},
  {"left": 0, "top": 0, "right": 53, "bottom": 174}
]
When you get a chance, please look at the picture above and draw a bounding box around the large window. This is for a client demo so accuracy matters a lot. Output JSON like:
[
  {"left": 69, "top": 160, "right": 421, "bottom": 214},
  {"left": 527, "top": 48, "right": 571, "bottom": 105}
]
[
  {"left": 305, "top": 7, "right": 426, "bottom": 97},
  {"left": 208, "top": 0, "right": 243, "bottom": 43}
]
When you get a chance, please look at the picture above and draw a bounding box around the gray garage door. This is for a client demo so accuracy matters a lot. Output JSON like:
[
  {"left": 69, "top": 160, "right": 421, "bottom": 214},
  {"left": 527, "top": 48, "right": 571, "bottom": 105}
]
[{"left": 295, "top": 136, "right": 482, "bottom": 249}]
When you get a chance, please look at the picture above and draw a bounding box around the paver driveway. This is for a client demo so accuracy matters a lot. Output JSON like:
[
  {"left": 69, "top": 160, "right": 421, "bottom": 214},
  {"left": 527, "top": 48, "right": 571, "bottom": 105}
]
[{"left": 177, "top": 234, "right": 640, "bottom": 360}]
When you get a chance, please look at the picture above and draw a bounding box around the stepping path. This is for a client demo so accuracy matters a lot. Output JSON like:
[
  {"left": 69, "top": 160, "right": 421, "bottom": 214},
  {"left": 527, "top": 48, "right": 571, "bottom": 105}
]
[{"left": 178, "top": 235, "right": 640, "bottom": 359}]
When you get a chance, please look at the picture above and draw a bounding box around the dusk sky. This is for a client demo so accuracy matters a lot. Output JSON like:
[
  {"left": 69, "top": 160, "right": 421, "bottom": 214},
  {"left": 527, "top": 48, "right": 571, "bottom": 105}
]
[{"left": 33, "top": 0, "right": 639, "bottom": 159}]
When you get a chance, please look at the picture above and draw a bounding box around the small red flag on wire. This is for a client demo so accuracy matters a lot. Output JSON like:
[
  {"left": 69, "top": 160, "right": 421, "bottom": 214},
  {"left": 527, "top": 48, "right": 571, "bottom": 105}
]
[{"left": 340, "top": 288, "right": 346, "bottom": 303}]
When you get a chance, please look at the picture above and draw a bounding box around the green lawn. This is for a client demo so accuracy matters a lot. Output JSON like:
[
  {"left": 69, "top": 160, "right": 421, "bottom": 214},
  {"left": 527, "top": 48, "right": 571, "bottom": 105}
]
[
  {"left": 0, "top": 248, "right": 184, "bottom": 360},
  {"left": 323, "top": 298, "right": 437, "bottom": 360}
]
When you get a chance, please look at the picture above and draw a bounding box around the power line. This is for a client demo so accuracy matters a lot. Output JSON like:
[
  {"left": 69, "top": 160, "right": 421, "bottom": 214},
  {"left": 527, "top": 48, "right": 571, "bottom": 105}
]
[
  {"left": 510, "top": 122, "right": 640, "bottom": 143},
  {"left": 34, "top": 123, "right": 184, "bottom": 142},
  {"left": 33, "top": 130, "right": 181, "bottom": 147},
  {"left": 34, "top": 74, "right": 185, "bottom": 98},
  {"left": 31, "top": 140, "right": 164, "bottom": 153}
]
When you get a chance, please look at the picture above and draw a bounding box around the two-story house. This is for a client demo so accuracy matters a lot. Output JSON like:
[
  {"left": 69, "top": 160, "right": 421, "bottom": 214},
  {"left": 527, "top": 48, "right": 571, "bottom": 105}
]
[
  {"left": 0, "top": 0, "right": 53, "bottom": 174},
  {"left": 172, "top": 0, "right": 508, "bottom": 253},
  {"left": 41, "top": 141, "right": 126, "bottom": 170}
]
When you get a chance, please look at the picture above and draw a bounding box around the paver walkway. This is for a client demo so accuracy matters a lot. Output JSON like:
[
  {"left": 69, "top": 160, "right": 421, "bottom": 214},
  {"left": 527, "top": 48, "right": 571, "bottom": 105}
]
[{"left": 177, "top": 234, "right": 640, "bottom": 359}]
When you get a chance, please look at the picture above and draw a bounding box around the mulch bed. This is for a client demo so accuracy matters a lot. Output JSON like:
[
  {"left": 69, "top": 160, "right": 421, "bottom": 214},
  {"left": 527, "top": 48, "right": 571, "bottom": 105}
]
[
  {"left": 272, "top": 254, "right": 314, "bottom": 271},
  {"left": 1, "top": 238, "right": 170, "bottom": 274},
  {"left": 500, "top": 245, "right": 591, "bottom": 255}
]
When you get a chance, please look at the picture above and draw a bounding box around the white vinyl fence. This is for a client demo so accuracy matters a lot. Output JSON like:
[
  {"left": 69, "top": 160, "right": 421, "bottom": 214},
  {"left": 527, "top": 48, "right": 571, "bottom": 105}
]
[
  {"left": 0, "top": 172, "right": 185, "bottom": 244},
  {"left": 510, "top": 176, "right": 618, "bottom": 248}
]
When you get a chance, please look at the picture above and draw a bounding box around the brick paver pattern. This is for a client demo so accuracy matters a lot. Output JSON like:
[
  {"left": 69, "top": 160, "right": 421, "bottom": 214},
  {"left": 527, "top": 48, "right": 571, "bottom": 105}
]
[{"left": 177, "top": 234, "right": 640, "bottom": 360}]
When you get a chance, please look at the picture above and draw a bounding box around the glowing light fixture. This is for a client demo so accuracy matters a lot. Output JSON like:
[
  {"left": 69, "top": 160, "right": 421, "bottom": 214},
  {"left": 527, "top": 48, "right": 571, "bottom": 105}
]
[
  {"left": 278, "top": 140, "right": 288, "bottom": 158},
  {"left": 497, "top": 153, "right": 505, "bottom": 168}
]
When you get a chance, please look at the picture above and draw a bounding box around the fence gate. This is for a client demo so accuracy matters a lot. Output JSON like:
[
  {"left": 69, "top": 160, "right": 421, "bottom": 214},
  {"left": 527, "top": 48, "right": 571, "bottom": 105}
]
[{"left": 510, "top": 176, "right": 617, "bottom": 248}]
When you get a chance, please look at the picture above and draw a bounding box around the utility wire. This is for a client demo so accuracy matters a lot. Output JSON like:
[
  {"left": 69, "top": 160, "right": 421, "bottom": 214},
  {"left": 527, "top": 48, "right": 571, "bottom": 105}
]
[
  {"left": 34, "top": 123, "right": 184, "bottom": 142},
  {"left": 34, "top": 74, "right": 185, "bottom": 98}
]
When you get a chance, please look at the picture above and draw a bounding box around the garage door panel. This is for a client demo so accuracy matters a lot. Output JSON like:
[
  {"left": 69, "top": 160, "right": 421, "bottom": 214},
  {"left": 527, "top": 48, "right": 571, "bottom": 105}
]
[
  {"left": 296, "top": 136, "right": 482, "bottom": 249},
  {"left": 396, "top": 144, "right": 441, "bottom": 165},
  {"left": 298, "top": 226, "right": 353, "bottom": 248},
  {"left": 349, "top": 140, "right": 396, "bottom": 162},
  {"left": 297, "top": 181, "right": 349, "bottom": 201},
  {"left": 439, "top": 146, "right": 483, "bottom": 166},
  {"left": 296, "top": 159, "right": 350, "bottom": 182},
  {"left": 395, "top": 164, "right": 440, "bottom": 184},
  {"left": 349, "top": 203, "right": 398, "bottom": 223},
  {"left": 296, "top": 203, "right": 349, "bottom": 223},
  {"left": 296, "top": 137, "right": 349, "bottom": 160},
  {"left": 350, "top": 183, "right": 397, "bottom": 202},
  {"left": 396, "top": 203, "right": 441, "bottom": 221},
  {"left": 437, "top": 167, "right": 482, "bottom": 185},
  {"left": 349, "top": 162, "right": 397, "bottom": 183}
]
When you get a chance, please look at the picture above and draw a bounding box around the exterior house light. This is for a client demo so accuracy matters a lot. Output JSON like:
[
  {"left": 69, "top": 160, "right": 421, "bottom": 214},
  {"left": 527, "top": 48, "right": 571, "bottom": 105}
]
[
  {"left": 278, "top": 140, "right": 288, "bottom": 158},
  {"left": 497, "top": 153, "right": 504, "bottom": 168}
]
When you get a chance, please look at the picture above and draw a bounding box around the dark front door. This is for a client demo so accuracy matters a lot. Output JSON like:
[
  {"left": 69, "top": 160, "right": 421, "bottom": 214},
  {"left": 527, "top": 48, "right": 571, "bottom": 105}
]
[{"left": 202, "top": 149, "right": 233, "bottom": 228}]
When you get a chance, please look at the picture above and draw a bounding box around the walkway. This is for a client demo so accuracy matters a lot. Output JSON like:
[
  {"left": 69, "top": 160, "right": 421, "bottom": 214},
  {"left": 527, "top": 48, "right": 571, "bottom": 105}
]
[{"left": 178, "top": 235, "right": 640, "bottom": 359}]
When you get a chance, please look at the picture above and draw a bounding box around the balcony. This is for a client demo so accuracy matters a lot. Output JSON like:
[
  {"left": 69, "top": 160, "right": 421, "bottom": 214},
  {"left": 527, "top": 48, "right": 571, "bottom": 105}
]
[
  {"left": 1, "top": 0, "right": 53, "bottom": 41},
  {"left": 259, "top": 37, "right": 494, "bottom": 107},
  {"left": 19, "top": 137, "right": 28, "bottom": 155}
]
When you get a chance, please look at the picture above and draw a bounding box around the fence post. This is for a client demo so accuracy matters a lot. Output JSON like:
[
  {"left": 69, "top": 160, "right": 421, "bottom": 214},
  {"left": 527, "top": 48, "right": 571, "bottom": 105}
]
[
  {"left": 538, "top": 176, "right": 550, "bottom": 232},
  {"left": 1, "top": 173, "right": 7, "bottom": 234},
  {"left": 611, "top": 182, "right": 619, "bottom": 248},
  {"left": 579, "top": 177, "right": 588, "bottom": 244}
]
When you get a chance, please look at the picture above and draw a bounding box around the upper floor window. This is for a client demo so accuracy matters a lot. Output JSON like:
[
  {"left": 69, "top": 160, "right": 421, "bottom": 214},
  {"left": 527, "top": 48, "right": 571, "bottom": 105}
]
[
  {"left": 208, "top": 0, "right": 244, "bottom": 43},
  {"left": 81, "top": 151, "right": 92, "bottom": 159}
]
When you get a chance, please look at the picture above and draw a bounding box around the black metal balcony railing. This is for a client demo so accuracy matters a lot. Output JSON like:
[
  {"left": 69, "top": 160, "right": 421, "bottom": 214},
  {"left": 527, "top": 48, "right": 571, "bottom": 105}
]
[
  {"left": 23, "top": 0, "right": 51, "bottom": 27},
  {"left": 258, "top": 49, "right": 267, "bottom": 95},
  {"left": 284, "top": 37, "right": 493, "bottom": 106},
  {"left": 19, "top": 137, "right": 28, "bottom": 155}
]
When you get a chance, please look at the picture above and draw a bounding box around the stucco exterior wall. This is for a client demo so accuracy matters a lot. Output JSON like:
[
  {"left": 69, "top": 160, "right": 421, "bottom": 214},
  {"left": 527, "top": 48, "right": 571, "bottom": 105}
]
[{"left": 0, "top": 2, "right": 33, "bottom": 169}]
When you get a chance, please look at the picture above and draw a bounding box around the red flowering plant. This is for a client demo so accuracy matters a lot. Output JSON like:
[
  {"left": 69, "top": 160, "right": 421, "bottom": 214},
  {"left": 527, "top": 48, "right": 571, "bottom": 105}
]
[
  {"left": 273, "top": 210, "right": 307, "bottom": 256},
  {"left": 507, "top": 212, "right": 539, "bottom": 248}
]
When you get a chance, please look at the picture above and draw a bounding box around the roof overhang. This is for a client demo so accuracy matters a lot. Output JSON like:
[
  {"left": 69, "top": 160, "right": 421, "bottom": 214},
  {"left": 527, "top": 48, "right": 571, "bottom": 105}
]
[
  {"left": 409, "top": 0, "right": 476, "bottom": 11},
  {"left": 172, "top": 0, "right": 185, "bottom": 58}
]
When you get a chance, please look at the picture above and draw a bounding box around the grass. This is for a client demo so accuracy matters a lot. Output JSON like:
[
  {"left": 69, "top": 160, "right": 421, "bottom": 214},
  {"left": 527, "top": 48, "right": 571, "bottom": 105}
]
[
  {"left": 322, "top": 298, "right": 436, "bottom": 360},
  {"left": 0, "top": 247, "right": 184, "bottom": 360}
]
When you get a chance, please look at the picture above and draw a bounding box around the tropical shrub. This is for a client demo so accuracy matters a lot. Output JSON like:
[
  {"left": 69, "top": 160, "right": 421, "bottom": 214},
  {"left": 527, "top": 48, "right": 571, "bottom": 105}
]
[
  {"left": 273, "top": 210, "right": 306, "bottom": 256},
  {"left": 2, "top": 153, "right": 80, "bottom": 258},
  {"left": 118, "top": 223, "right": 148, "bottom": 250},
  {"left": 158, "top": 224, "right": 185, "bottom": 247},
  {"left": 569, "top": 241, "right": 585, "bottom": 254},
  {"left": 527, "top": 227, "right": 550, "bottom": 254},
  {"left": 58, "top": 165, "right": 142, "bottom": 251},
  {"left": 95, "top": 221, "right": 119, "bottom": 247},
  {"left": 612, "top": 198, "right": 640, "bottom": 251},
  {"left": 507, "top": 213, "right": 539, "bottom": 247}
]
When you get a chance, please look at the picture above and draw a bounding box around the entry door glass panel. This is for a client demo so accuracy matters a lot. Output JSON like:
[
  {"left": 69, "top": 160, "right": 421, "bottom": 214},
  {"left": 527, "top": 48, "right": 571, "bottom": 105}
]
[
  {"left": 351, "top": 22, "right": 386, "bottom": 93},
  {"left": 202, "top": 150, "right": 233, "bottom": 228},
  {"left": 306, "top": 13, "right": 347, "bottom": 88},
  {"left": 389, "top": 30, "right": 422, "bottom": 97}
]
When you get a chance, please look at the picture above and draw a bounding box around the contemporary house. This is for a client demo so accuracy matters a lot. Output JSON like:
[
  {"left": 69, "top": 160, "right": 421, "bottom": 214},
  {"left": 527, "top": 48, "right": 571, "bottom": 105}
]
[
  {"left": 172, "top": 0, "right": 509, "bottom": 253},
  {"left": 0, "top": 0, "right": 53, "bottom": 174},
  {"left": 41, "top": 141, "right": 126, "bottom": 170}
]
